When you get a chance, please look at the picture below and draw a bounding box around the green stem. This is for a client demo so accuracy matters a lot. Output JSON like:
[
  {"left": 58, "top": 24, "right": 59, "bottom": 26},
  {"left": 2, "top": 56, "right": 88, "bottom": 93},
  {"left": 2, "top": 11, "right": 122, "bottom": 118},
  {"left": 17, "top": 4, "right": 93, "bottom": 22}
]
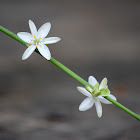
[
  {"left": 50, "top": 58, "right": 92, "bottom": 88},
  {"left": 0, "top": 25, "right": 140, "bottom": 121},
  {"left": 105, "top": 96, "right": 140, "bottom": 121},
  {"left": 0, "top": 26, "right": 28, "bottom": 46}
]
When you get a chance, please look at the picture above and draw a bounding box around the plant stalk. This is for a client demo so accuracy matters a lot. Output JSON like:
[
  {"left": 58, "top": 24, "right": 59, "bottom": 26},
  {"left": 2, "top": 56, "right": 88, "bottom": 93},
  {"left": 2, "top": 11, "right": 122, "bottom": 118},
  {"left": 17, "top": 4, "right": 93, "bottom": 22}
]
[{"left": 0, "top": 25, "right": 140, "bottom": 121}]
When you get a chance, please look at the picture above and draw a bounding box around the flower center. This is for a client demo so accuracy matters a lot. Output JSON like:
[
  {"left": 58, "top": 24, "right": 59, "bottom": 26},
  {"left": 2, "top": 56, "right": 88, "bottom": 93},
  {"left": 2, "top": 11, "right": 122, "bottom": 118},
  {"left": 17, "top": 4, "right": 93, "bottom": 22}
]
[
  {"left": 34, "top": 39, "right": 40, "bottom": 45},
  {"left": 31, "top": 37, "right": 43, "bottom": 47},
  {"left": 31, "top": 37, "right": 44, "bottom": 47},
  {"left": 86, "top": 84, "right": 100, "bottom": 97}
]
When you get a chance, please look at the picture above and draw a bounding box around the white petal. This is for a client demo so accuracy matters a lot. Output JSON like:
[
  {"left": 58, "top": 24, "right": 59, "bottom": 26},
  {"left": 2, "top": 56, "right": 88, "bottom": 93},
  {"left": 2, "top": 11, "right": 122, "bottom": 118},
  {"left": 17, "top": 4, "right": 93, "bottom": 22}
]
[
  {"left": 98, "top": 94, "right": 117, "bottom": 104},
  {"left": 79, "top": 97, "right": 94, "bottom": 111},
  {"left": 88, "top": 76, "right": 98, "bottom": 86},
  {"left": 99, "top": 77, "right": 108, "bottom": 90},
  {"left": 97, "top": 96, "right": 112, "bottom": 104},
  {"left": 37, "top": 22, "right": 51, "bottom": 39},
  {"left": 22, "top": 45, "right": 36, "bottom": 60},
  {"left": 43, "top": 37, "right": 61, "bottom": 44},
  {"left": 95, "top": 99, "right": 102, "bottom": 118},
  {"left": 108, "top": 94, "right": 117, "bottom": 101},
  {"left": 77, "top": 87, "right": 92, "bottom": 97},
  {"left": 17, "top": 32, "right": 34, "bottom": 44},
  {"left": 29, "top": 20, "right": 37, "bottom": 37},
  {"left": 37, "top": 44, "right": 51, "bottom": 60}
]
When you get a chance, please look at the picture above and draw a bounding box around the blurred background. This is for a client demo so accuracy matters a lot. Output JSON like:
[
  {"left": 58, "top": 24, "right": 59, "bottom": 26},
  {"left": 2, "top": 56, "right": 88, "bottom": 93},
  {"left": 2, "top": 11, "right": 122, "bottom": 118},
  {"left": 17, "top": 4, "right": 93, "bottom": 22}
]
[{"left": 0, "top": 0, "right": 140, "bottom": 139}]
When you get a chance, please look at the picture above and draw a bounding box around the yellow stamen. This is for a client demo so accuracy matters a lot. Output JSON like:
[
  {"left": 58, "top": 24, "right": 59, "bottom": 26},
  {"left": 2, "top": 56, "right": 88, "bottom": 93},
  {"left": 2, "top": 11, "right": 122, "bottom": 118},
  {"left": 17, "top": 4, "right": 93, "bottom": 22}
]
[
  {"left": 39, "top": 37, "right": 41, "bottom": 39},
  {"left": 34, "top": 36, "right": 36, "bottom": 38},
  {"left": 39, "top": 45, "right": 41, "bottom": 47},
  {"left": 42, "top": 41, "right": 45, "bottom": 42},
  {"left": 36, "top": 44, "right": 37, "bottom": 47},
  {"left": 31, "top": 40, "right": 33, "bottom": 41}
]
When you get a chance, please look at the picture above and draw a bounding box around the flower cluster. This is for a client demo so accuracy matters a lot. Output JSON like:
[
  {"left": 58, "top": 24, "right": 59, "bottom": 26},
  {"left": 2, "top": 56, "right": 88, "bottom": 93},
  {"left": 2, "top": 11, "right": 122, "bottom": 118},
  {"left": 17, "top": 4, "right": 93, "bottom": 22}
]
[
  {"left": 17, "top": 20, "right": 61, "bottom": 60},
  {"left": 17, "top": 20, "right": 117, "bottom": 118},
  {"left": 77, "top": 76, "right": 116, "bottom": 118}
]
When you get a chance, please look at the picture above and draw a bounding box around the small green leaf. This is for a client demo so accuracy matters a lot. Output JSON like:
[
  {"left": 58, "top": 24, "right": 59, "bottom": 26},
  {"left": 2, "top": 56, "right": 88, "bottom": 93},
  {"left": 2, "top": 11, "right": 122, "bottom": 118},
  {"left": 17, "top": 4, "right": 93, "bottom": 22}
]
[
  {"left": 93, "top": 83, "right": 99, "bottom": 92},
  {"left": 100, "top": 88, "right": 110, "bottom": 96}
]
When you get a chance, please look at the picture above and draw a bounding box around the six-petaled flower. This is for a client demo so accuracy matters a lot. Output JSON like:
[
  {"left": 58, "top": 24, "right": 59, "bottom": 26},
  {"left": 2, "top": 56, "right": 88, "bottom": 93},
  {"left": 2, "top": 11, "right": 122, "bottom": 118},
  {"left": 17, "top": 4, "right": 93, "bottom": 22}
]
[
  {"left": 77, "top": 76, "right": 117, "bottom": 118},
  {"left": 17, "top": 20, "right": 61, "bottom": 60}
]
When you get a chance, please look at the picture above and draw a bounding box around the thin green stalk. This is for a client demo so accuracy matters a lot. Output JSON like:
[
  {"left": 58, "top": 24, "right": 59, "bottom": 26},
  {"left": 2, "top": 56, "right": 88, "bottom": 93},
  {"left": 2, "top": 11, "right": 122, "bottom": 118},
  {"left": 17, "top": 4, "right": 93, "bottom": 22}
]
[
  {"left": 0, "top": 25, "right": 140, "bottom": 121},
  {"left": 105, "top": 96, "right": 140, "bottom": 121},
  {"left": 50, "top": 57, "right": 91, "bottom": 88},
  {"left": 0, "top": 26, "right": 28, "bottom": 46}
]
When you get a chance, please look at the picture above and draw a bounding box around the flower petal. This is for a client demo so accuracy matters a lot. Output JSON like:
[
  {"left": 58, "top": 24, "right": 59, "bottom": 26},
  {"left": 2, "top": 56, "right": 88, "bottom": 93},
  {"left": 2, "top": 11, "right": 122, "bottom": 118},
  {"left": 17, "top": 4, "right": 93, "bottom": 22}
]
[
  {"left": 37, "top": 44, "right": 51, "bottom": 60},
  {"left": 22, "top": 45, "right": 36, "bottom": 60},
  {"left": 37, "top": 22, "right": 51, "bottom": 39},
  {"left": 88, "top": 76, "right": 98, "bottom": 86},
  {"left": 79, "top": 97, "right": 94, "bottom": 111},
  {"left": 99, "top": 77, "right": 108, "bottom": 90},
  {"left": 17, "top": 32, "right": 34, "bottom": 44},
  {"left": 43, "top": 37, "right": 61, "bottom": 44},
  {"left": 77, "top": 87, "right": 92, "bottom": 97},
  {"left": 29, "top": 20, "right": 37, "bottom": 37},
  {"left": 95, "top": 99, "right": 102, "bottom": 118},
  {"left": 108, "top": 94, "right": 117, "bottom": 101},
  {"left": 98, "top": 94, "right": 117, "bottom": 104},
  {"left": 97, "top": 96, "right": 112, "bottom": 104}
]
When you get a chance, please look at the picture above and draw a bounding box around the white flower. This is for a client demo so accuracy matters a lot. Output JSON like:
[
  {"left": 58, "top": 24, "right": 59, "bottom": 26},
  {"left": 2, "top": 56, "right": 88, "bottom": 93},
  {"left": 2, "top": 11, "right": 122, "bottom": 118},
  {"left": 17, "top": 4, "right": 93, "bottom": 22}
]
[
  {"left": 77, "top": 76, "right": 117, "bottom": 118},
  {"left": 17, "top": 20, "right": 61, "bottom": 60}
]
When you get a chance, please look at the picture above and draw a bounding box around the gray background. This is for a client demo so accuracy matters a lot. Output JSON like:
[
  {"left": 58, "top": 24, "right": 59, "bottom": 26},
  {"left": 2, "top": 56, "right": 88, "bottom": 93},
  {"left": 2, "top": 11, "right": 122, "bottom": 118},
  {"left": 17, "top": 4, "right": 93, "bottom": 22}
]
[{"left": 0, "top": 0, "right": 140, "bottom": 139}]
